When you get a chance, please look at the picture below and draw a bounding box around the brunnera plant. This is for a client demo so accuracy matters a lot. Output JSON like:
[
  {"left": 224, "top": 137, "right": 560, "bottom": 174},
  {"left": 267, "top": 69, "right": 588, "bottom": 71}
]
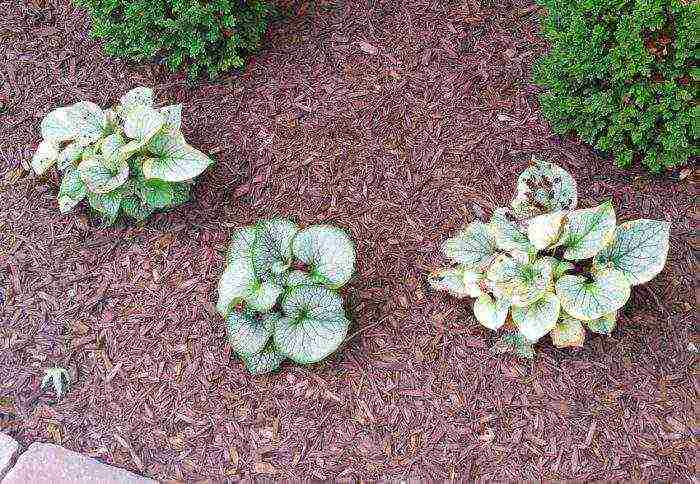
[
  {"left": 429, "top": 158, "right": 671, "bottom": 357},
  {"left": 217, "top": 219, "right": 356, "bottom": 375},
  {"left": 30, "top": 87, "right": 214, "bottom": 225}
]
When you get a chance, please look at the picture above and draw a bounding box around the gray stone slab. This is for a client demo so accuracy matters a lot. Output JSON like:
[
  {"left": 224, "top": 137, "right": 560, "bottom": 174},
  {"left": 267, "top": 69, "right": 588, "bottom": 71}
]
[
  {"left": 0, "top": 433, "right": 20, "bottom": 480},
  {"left": 1, "top": 443, "right": 155, "bottom": 484}
]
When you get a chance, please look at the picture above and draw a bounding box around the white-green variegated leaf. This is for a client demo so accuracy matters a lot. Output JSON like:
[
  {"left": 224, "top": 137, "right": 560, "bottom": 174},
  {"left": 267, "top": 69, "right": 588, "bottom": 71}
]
[
  {"left": 560, "top": 202, "right": 616, "bottom": 260},
  {"left": 160, "top": 104, "right": 183, "bottom": 130},
  {"left": 99, "top": 133, "right": 126, "bottom": 160},
  {"left": 252, "top": 219, "right": 300, "bottom": 280},
  {"left": 284, "top": 270, "right": 316, "bottom": 287},
  {"left": 553, "top": 260, "right": 574, "bottom": 279},
  {"left": 143, "top": 131, "right": 212, "bottom": 182},
  {"left": 170, "top": 183, "right": 191, "bottom": 206},
  {"left": 550, "top": 317, "right": 586, "bottom": 348},
  {"left": 511, "top": 158, "right": 578, "bottom": 218},
  {"left": 487, "top": 255, "right": 552, "bottom": 307},
  {"left": 216, "top": 257, "right": 258, "bottom": 316},
  {"left": 41, "top": 107, "right": 77, "bottom": 142},
  {"left": 57, "top": 168, "right": 87, "bottom": 213},
  {"left": 31, "top": 140, "right": 59, "bottom": 175},
  {"left": 78, "top": 155, "right": 129, "bottom": 194},
  {"left": 86, "top": 188, "right": 124, "bottom": 225},
  {"left": 555, "top": 268, "right": 630, "bottom": 321},
  {"left": 226, "top": 227, "right": 257, "bottom": 263},
  {"left": 240, "top": 340, "right": 286, "bottom": 375},
  {"left": 428, "top": 266, "right": 483, "bottom": 298},
  {"left": 137, "top": 178, "right": 173, "bottom": 208},
  {"left": 492, "top": 332, "right": 535, "bottom": 359},
  {"left": 473, "top": 293, "right": 509, "bottom": 330},
  {"left": 56, "top": 143, "right": 84, "bottom": 171},
  {"left": 593, "top": 219, "right": 670, "bottom": 286},
  {"left": 274, "top": 286, "right": 349, "bottom": 364},
  {"left": 442, "top": 221, "right": 498, "bottom": 270},
  {"left": 119, "top": 87, "right": 154, "bottom": 111},
  {"left": 489, "top": 208, "right": 535, "bottom": 257},
  {"left": 122, "top": 105, "right": 164, "bottom": 143},
  {"left": 225, "top": 310, "right": 277, "bottom": 355},
  {"left": 245, "top": 280, "right": 283, "bottom": 313},
  {"left": 527, "top": 211, "right": 566, "bottom": 250},
  {"left": 120, "top": 194, "right": 154, "bottom": 222},
  {"left": 586, "top": 312, "right": 617, "bottom": 335},
  {"left": 117, "top": 140, "right": 144, "bottom": 162},
  {"left": 292, "top": 225, "right": 356, "bottom": 289},
  {"left": 512, "top": 292, "right": 560, "bottom": 342},
  {"left": 70, "top": 101, "right": 107, "bottom": 144}
]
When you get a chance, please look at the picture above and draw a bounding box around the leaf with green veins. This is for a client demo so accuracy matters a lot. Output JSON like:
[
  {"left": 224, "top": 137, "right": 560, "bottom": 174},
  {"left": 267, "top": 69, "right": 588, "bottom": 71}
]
[
  {"left": 244, "top": 280, "right": 283, "bottom": 313},
  {"left": 512, "top": 292, "right": 561, "bottom": 342},
  {"left": 87, "top": 187, "right": 124, "bottom": 225},
  {"left": 137, "top": 178, "right": 174, "bottom": 209},
  {"left": 428, "top": 266, "right": 484, "bottom": 298},
  {"left": 274, "top": 285, "right": 350, "bottom": 364},
  {"left": 252, "top": 219, "right": 299, "bottom": 280},
  {"left": 41, "top": 367, "right": 71, "bottom": 399},
  {"left": 240, "top": 340, "right": 286, "bottom": 375},
  {"left": 487, "top": 255, "right": 552, "bottom": 307},
  {"left": 284, "top": 270, "right": 316, "bottom": 288},
  {"left": 120, "top": 194, "right": 154, "bottom": 221},
  {"left": 551, "top": 317, "right": 586, "bottom": 348},
  {"left": 216, "top": 256, "right": 258, "bottom": 316},
  {"left": 560, "top": 201, "right": 616, "bottom": 260},
  {"left": 160, "top": 104, "right": 183, "bottom": 130},
  {"left": 292, "top": 225, "right": 356, "bottom": 289},
  {"left": 31, "top": 140, "right": 60, "bottom": 175},
  {"left": 473, "top": 293, "right": 509, "bottom": 330},
  {"left": 226, "top": 226, "right": 257, "bottom": 263},
  {"left": 527, "top": 210, "right": 567, "bottom": 250},
  {"left": 78, "top": 155, "right": 129, "bottom": 194},
  {"left": 442, "top": 221, "right": 498, "bottom": 270},
  {"left": 492, "top": 332, "right": 535, "bottom": 359},
  {"left": 593, "top": 219, "right": 670, "bottom": 285},
  {"left": 122, "top": 105, "right": 164, "bottom": 143},
  {"left": 143, "top": 130, "right": 213, "bottom": 182},
  {"left": 99, "top": 132, "right": 126, "bottom": 160},
  {"left": 119, "top": 87, "right": 154, "bottom": 111},
  {"left": 489, "top": 208, "right": 535, "bottom": 257},
  {"left": 57, "top": 142, "right": 84, "bottom": 171},
  {"left": 511, "top": 158, "right": 578, "bottom": 218},
  {"left": 555, "top": 268, "right": 630, "bottom": 321},
  {"left": 58, "top": 168, "right": 87, "bottom": 213},
  {"left": 225, "top": 309, "right": 278, "bottom": 355},
  {"left": 586, "top": 312, "right": 617, "bottom": 335}
]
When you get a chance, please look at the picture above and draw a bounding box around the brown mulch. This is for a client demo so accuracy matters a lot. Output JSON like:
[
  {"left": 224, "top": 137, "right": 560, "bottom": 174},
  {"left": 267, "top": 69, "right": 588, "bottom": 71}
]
[{"left": 0, "top": 0, "right": 696, "bottom": 480}]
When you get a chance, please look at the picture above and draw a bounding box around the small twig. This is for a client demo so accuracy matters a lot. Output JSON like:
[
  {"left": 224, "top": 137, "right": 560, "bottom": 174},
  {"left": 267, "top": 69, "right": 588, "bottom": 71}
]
[{"left": 344, "top": 315, "right": 389, "bottom": 343}]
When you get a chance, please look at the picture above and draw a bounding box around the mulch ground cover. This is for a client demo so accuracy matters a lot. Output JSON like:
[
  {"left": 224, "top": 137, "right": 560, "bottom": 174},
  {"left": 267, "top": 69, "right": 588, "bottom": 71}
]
[{"left": 0, "top": 0, "right": 696, "bottom": 480}]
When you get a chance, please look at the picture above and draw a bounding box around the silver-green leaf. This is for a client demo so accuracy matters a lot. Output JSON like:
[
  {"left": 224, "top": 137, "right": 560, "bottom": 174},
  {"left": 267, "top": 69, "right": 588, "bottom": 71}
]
[
  {"left": 560, "top": 201, "right": 616, "bottom": 260},
  {"left": 292, "top": 225, "right": 356, "bottom": 289},
  {"left": 143, "top": 130, "right": 212, "bottom": 182},
  {"left": 226, "top": 310, "right": 277, "bottom": 356},
  {"left": 555, "top": 268, "right": 630, "bottom": 321},
  {"left": 442, "top": 221, "right": 498, "bottom": 270},
  {"left": 512, "top": 292, "right": 561, "bottom": 342}
]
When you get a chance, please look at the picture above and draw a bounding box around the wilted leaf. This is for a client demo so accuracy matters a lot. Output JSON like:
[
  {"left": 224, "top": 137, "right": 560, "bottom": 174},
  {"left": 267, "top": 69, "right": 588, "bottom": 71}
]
[
  {"left": 551, "top": 317, "right": 585, "bottom": 348},
  {"left": 527, "top": 210, "right": 566, "bottom": 250},
  {"left": 511, "top": 158, "right": 577, "bottom": 218}
]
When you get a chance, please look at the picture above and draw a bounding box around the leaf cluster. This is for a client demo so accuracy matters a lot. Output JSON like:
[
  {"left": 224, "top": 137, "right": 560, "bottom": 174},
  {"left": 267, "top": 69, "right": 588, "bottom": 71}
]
[
  {"left": 30, "top": 87, "right": 214, "bottom": 225},
  {"left": 534, "top": 0, "right": 699, "bottom": 172},
  {"left": 217, "top": 219, "right": 356, "bottom": 374},
  {"left": 430, "top": 158, "right": 671, "bottom": 357},
  {"left": 73, "top": 0, "right": 270, "bottom": 78}
]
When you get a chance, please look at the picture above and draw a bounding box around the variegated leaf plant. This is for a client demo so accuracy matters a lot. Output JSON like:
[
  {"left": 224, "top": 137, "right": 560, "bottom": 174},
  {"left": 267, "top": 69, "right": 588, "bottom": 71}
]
[
  {"left": 429, "top": 158, "right": 671, "bottom": 357},
  {"left": 30, "top": 87, "right": 214, "bottom": 225},
  {"left": 217, "top": 219, "right": 356, "bottom": 374}
]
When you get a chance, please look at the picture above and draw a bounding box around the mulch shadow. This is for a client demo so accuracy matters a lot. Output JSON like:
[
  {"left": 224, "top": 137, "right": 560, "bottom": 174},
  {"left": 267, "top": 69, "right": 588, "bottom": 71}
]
[{"left": 0, "top": 0, "right": 695, "bottom": 480}]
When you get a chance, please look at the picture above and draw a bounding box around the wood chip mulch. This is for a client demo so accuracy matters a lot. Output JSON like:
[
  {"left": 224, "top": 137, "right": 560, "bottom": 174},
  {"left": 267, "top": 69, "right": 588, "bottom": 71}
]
[{"left": 0, "top": 0, "right": 696, "bottom": 480}]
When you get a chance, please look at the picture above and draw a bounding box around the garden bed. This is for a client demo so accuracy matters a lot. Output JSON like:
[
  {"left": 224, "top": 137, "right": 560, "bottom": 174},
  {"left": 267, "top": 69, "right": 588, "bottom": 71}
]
[{"left": 0, "top": 0, "right": 695, "bottom": 480}]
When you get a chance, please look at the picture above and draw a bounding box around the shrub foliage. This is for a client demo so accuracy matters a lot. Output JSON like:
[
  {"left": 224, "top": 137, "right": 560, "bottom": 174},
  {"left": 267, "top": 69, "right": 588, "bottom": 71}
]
[
  {"left": 534, "top": 0, "right": 698, "bottom": 172},
  {"left": 74, "top": 0, "right": 270, "bottom": 78}
]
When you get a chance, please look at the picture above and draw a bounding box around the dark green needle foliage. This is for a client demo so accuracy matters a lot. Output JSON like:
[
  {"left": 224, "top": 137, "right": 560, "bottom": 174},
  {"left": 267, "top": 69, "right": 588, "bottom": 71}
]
[
  {"left": 74, "top": 0, "right": 270, "bottom": 78},
  {"left": 534, "top": 0, "right": 699, "bottom": 172}
]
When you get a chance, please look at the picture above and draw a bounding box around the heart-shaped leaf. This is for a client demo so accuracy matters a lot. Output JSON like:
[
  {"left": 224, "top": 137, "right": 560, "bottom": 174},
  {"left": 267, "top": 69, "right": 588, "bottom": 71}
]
[
  {"left": 31, "top": 140, "right": 60, "bottom": 175},
  {"left": 442, "top": 221, "right": 498, "bottom": 270},
  {"left": 225, "top": 310, "right": 278, "bottom": 356},
  {"left": 78, "top": 155, "right": 129, "bottom": 194},
  {"left": 550, "top": 317, "right": 586, "bottom": 348},
  {"left": 555, "top": 268, "right": 630, "bottom": 321},
  {"left": 511, "top": 158, "right": 578, "bottom": 218},
  {"left": 473, "top": 293, "right": 509, "bottom": 330},
  {"left": 274, "top": 286, "right": 350, "bottom": 364},
  {"left": 122, "top": 105, "right": 164, "bottom": 143},
  {"left": 527, "top": 210, "right": 566, "bottom": 250},
  {"left": 585, "top": 312, "right": 617, "bottom": 335},
  {"left": 216, "top": 257, "right": 257, "bottom": 316},
  {"left": 70, "top": 101, "right": 108, "bottom": 145},
  {"left": 119, "top": 87, "right": 154, "bottom": 111},
  {"left": 160, "top": 104, "right": 183, "bottom": 130},
  {"left": 240, "top": 340, "right": 286, "bottom": 375},
  {"left": 143, "top": 130, "right": 212, "bottom": 182},
  {"left": 292, "top": 225, "right": 356, "bottom": 289},
  {"left": 487, "top": 255, "right": 552, "bottom": 307},
  {"left": 489, "top": 208, "right": 535, "bottom": 257},
  {"left": 137, "top": 178, "right": 174, "bottom": 209},
  {"left": 492, "top": 332, "right": 535, "bottom": 359},
  {"left": 86, "top": 187, "right": 124, "bottom": 225},
  {"left": 560, "top": 201, "right": 616, "bottom": 260},
  {"left": 428, "top": 266, "right": 483, "bottom": 298},
  {"left": 57, "top": 168, "right": 87, "bottom": 213},
  {"left": 593, "top": 219, "right": 670, "bottom": 285},
  {"left": 252, "top": 219, "right": 300, "bottom": 280},
  {"left": 245, "top": 280, "right": 283, "bottom": 313},
  {"left": 512, "top": 292, "right": 561, "bottom": 342},
  {"left": 41, "top": 107, "right": 77, "bottom": 143}
]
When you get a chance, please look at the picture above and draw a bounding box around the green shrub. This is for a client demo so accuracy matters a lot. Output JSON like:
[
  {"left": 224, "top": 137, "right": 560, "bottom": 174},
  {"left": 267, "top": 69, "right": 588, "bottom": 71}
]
[
  {"left": 429, "top": 158, "right": 671, "bottom": 357},
  {"left": 534, "top": 0, "right": 699, "bottom": 172},
  {"left": 31, "top": 87, "right": 214, "bottom": 225},
  {"left": 74, "top": 0, "right": 270, "bottom": 78},
  {"left": 217, "top": 219, "right": 357, "bottom": 374}
]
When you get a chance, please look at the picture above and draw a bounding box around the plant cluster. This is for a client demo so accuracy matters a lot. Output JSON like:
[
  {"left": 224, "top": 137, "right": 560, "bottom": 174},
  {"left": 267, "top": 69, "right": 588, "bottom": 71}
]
[
  {"left": 429, "top": 158, "right": 670, "bottom": 357},
  {"left": 30, "top": 87, "right": 213, "bottom": 225},
  {"left": 73, "top": 0, "right": 270, "bottom": 78},
  {"left": 534, "top": 0, "right": 699, "bottom": 172},
  {"left": 217, "top": 219, "right": 356, "bottom": 374}
]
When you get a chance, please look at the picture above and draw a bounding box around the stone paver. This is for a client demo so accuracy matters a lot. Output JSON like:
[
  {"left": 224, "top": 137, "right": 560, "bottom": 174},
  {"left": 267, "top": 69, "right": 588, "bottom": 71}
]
[
  {"left": 1, "top": 443, "right": 155, "bottom": 484},
  {"left": 0, "top": 433, "right": 19, "bottom": 480}
]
